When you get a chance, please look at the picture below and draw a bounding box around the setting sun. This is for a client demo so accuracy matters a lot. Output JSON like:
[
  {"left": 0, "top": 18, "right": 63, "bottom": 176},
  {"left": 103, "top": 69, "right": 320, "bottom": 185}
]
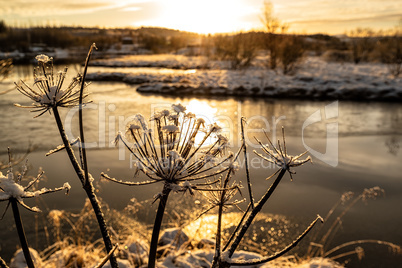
[
  {"left": 135, "top": 0, "right": 257, "bottom": 34},
  {"left": 1, "top": 0, "right": 400, "bottom": 35}
]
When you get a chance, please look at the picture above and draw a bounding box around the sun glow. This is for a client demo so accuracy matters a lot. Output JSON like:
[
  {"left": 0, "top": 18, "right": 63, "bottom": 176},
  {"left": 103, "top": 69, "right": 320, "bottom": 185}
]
[
  {"left": 137, "top": 0, "right": 257, "bottom": 34},
  {"left": 186, "top": 99, "right": 219, "bottom": 146},
  {"left": 186, "top": 99, "right": 217, "bottom": 124}
]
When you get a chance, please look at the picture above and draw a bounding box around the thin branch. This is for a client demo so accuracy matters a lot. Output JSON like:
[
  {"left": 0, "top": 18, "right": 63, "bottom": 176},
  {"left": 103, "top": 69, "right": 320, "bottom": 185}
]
[
  {"left": 324, "top": 239, "right": 401, "bottom": 258},
  {"left": 24, "top": 171, "right": 44, "bottom": 191},
  {"left": 45, "top": 138, "right": 80, "bottom": 156},
  {"left": 0, "top": 256, "right": 9, "bottom": 268},
  {"left": 101, "top": 173, "right": 161, "bottom": 186},
  {"left": 223, "top": 203, "right": 252, "bottom": 252},
  {"left": 240, "top": 117, "right": 254, "bottom": 209},
  {"left": 212, "top": 169, "right": 233, "bottom": 268},
  {"left": 227, "top": 169, "right": 286, "bottom": 257},
  {"left": 226, "top": 215, "right": 323, "bottom": 266},
  {"left": 79, "top": 43, "right": 96, "bottom": 186},
  {"left": 0, "top": 145, "right": 35, "bottom": 170},
  {"left": 94, "top": 244, "right": 119, "bottom": 268}
]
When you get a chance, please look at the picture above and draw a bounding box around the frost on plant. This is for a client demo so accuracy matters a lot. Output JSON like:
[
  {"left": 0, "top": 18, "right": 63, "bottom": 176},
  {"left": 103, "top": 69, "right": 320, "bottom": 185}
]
[
  {"left": 213, "top": 126, "right": 319, "bottom": 268},
  {"left": 14, "top": 54, "right": 90, "bottom": 117},
  {"left": 102, "top": 103, "right": 237, "bottom": 268},
  {"left": 0, "top": 163, "right": 71, "bottom": 215},
  {"left": 254, "top": 127, "right": 311, "bottom": 180},
  {"left": 306, "top": 187, "right": 400, "bottom": 262},
  {"left": 103, "top": 103, "right": 233, "bottom": 192}
]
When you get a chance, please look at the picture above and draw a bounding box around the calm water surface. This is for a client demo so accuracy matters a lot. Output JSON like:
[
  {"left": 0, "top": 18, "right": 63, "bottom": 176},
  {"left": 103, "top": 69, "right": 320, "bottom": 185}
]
[{"left": 0, "top": 65, "right": 401, "bottom": 266}]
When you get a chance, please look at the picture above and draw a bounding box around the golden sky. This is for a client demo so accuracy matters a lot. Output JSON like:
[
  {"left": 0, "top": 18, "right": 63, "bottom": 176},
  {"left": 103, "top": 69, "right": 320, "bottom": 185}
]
[{"left": 0, "top": 0, "right": 401, "bottom": 34}]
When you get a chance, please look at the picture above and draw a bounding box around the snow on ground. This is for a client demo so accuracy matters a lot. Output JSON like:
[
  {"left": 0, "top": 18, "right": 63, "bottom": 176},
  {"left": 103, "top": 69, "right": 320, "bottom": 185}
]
[
  {"left": 87, "top": 55, "right": 402, "bottom": 101},
  {"left": 7, "top": 227, "right": 344, "bottom": 268},
  {"left": 90, "top": 54, "right": 217, "bottom": 69}
]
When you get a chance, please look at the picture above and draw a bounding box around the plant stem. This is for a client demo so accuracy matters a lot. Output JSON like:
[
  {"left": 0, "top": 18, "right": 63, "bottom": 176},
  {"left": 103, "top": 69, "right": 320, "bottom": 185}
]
[
  {"left": 0, "top": 257, "right": 9, "bottom": 268},
  {"left": 52, "top": 107, "right": 119, "bottom": 268},
  {"left": 10, "top": 199, "right": 35, "bottom": 268},
  {"left": 227, "top": 169, "right": 286, "bottom": 258},
  {"left": 52, "top": 107, "right": 85, "bottom": 183},
  {"left": 212, "top": 169, "right": 233, "bottom": 268},
  {"left": 148, "top": 184, "right": 171, "bottom": 268},
  {"left": 222, "top": 203, "right": 251, "bottom": 252},
  {"left": 211, "top": 201, "right": 223, "bottom": 268},
  {"left": 240, "top": 117, "right": 254, "bottom": 209},
  {"left": 78, "top": 43, "right": 96, "bottom": 184},
  {"left": 226, "top": 215, "right": 323, "bottom": 266}
]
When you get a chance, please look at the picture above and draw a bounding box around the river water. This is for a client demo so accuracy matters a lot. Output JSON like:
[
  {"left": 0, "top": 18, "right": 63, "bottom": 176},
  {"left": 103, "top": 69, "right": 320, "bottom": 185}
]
[{"left": 0, "top": 65, "right": 401, "bottom": 266}]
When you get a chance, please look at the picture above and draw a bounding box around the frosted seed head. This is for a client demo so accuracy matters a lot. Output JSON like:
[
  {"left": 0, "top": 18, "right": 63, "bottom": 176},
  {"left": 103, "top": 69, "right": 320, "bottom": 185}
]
[
  {"left": 185, "top": 112, "right": 196, "bottom": 118},
  {"left": 210, "top": 122, "right": 222, "bottom": 133},
  {"left": 217, "top": 134, "right": 229, "bottom": 144},
  {"left": 151, "top": 111, "right": 163, "bottom": 120},
  {"left": 172, "top": 103, "right": 186, "bottom": 113},
  {"left": 135, "top": 114, "right": 148, "bottom": 130},
  {"left": 129, "top": 124, "right": 141, "bottom": 130},
  {"left": 35, "top": 54, "right": 51, "bottom": 63},
  {"left": 162, "top": 125, "right": 180, "bottom": 133},
  {"left": 161, "top": 109, "right": 170, "bottom": 117},
  {"left": 196, "top": 118, "right": 205, "bottom": 125}
]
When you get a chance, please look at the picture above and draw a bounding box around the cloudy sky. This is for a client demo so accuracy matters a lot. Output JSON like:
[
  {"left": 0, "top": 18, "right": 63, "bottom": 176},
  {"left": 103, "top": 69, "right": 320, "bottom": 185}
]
[{"left": 0, "top": 0, "right": 401, "bottom": 34}]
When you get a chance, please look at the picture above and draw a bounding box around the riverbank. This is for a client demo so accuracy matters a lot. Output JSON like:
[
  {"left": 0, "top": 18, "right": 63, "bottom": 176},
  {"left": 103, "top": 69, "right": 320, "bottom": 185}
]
[{"left": 87, "top": 54, "right": 402, "bottom": 101}]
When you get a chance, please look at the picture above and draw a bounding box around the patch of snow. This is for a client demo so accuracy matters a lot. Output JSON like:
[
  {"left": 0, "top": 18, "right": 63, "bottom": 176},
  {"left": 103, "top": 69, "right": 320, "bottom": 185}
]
[
  {"left": 0, "top": 171, "right": 24, "bottom": 199},
  {"left": 10, "top": 248, "right": 42, "bottom": 268},
  {"left": 123, "top": 238, "right": 149, "bottom": 266},
  {"left": 158, "top": 228, "right": 189, "bottom": 249},
  {"left": 87, "top": 55, "right": 402, "bottom": 101},
  {"left": 159, "top": 249, "right": 266, "bottom": 268}
]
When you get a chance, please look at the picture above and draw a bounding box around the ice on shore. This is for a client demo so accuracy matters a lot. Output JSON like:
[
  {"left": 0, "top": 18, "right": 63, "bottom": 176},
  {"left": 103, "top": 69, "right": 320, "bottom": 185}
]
[{"left": 87, "top": 54, "right": 402, "bottom": 101}]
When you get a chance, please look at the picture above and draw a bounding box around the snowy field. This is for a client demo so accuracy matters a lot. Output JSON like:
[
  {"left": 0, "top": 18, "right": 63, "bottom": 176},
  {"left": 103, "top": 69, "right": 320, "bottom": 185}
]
[{"left": 88, "top": 54, "right": 402, "bottom": 101}]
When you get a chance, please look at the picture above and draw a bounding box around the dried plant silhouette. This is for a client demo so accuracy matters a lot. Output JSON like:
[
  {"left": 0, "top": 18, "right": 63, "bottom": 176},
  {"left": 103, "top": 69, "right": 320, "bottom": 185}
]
[
  {"left": 102, "top": 104, "right": 239, "bottom": 267},
  {"left": 2, "top": 47, "right": 400, "bottom": 268},
  {"left": 209, "top": 127, "right": 322, "bottom": 268},
  {"left": 307, "top": 187, "right": 401, "bottom": 261},
  {"left": 0, "top": 149, "right": 70, "bottom": 268},
  {"left": 14, "top": 46, "right": 119, "bottom": 268}
]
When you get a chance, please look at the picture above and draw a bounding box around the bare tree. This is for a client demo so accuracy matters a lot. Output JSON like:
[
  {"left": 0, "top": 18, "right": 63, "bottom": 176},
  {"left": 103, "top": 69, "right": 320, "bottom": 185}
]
[
  {"left": 213, "top": 33, "right": 259, "bottom": 70},
  {"left": 348, "top": 28, "right": 376, "bottom": 64},
  {"left": 280, "top": 35, "right": 305, "bottom": 75},
  {"left": 260, "top": 0, "right": 288, "bottom": 70}
]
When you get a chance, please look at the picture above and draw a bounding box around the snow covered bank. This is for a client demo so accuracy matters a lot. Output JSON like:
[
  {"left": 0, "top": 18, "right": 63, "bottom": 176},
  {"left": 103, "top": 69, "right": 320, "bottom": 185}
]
[
  {"left": 87, "top": 56, "right": 402, "bottom": 101},
  {"left": 90, "top": 54, "right": 216, "bottom": 69}
]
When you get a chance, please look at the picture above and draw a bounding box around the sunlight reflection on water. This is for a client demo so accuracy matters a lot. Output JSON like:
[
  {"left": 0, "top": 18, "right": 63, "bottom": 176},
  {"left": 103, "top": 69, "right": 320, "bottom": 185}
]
[{"left": 2, "top": 65, "right": 401, "bottom": 154}]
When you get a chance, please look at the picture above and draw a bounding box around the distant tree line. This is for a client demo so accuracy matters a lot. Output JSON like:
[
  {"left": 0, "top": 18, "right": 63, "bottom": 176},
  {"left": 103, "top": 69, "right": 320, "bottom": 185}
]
[{"left": 0, "top": 17, "right": 401, "bottom": 76}]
